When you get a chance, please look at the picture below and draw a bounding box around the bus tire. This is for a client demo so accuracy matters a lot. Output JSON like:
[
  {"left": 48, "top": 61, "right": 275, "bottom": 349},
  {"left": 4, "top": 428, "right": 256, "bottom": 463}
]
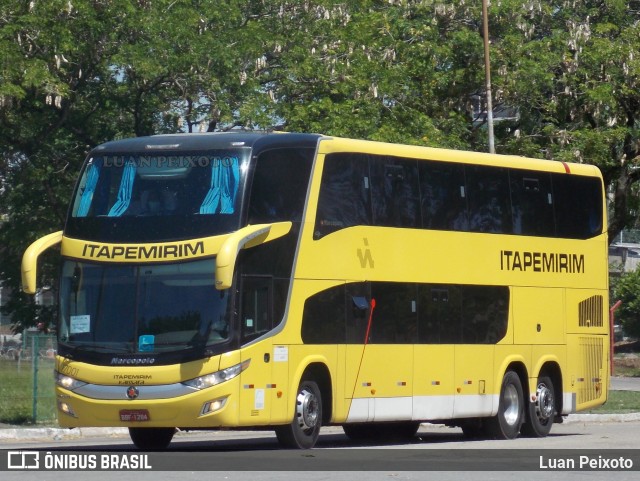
[
  {"left": 521, "top": 375, "right": 555, "bottom": 437},
  {"left": 128, "top": 427, "right": 175, "bottom": 450},
  {"left": 484, "top": 370, "right": 524, "bottom": 440},
  {"left": 275, "top": 379, "right": 322, "bottom": 449}
]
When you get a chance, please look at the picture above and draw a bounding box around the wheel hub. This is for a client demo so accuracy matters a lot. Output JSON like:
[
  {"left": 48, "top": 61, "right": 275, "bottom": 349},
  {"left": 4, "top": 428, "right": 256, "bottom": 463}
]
[
  {"left": 503, "top": 384, "right": 521, "bottom": 426},
  {"left": 296, "top": 388, "right": 319, "bottom": 432},
  {"left": 535, "top": 383, "right": 554, "bottom": 420}
]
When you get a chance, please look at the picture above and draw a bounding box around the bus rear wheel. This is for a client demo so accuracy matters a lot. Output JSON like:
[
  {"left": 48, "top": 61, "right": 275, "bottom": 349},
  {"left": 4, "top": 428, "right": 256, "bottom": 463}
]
[
  {"left": 128, "top": 427, "right": 175, "bottom": 450},
  {"left": 484, "top": 370, "right": 524, "bottom": 440},
  {"left": 521, "top": 375, "right": 555, "bottom": 437},
  {"left": 275, "top": 380, "right": 322, "bottom": 449}
]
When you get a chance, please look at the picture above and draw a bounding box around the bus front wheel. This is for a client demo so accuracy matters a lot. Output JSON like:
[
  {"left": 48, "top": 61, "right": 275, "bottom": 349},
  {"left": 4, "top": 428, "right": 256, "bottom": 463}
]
[
  {"left": 484, "top": 370, "right": 524, "bottom": 440},
  {"left": 521, "top": 375, "right": 555, "bottom": 437},
  {"left": 128, "top": 427, "right": 175, "bottom": 450},
  {"left": 275, "top": 380, "right": 322, "bottom": 449}
]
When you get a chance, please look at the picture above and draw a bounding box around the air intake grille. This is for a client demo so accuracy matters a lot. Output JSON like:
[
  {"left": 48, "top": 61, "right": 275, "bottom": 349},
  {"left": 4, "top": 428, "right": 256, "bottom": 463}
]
[{"left": 578, "top": 295, "right": 603, "bottom": 327}]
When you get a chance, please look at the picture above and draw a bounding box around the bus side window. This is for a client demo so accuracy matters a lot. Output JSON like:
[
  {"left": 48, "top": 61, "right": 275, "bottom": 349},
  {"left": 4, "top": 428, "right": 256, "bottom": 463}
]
[
  {"left": 553, "top": 174, "right": 603, "bottom": 239},
  {"left": 240, "top": 277, "right": 273, "bottom": 342},
  {"left": 314, "top": 154, "right": 371, "bottom": 239},
  {"left": 467, "top": 165, "right": 512, "bottom": 234},
  {"left": 419, "top": 161, "right": 469, "bottom": 231},
  {"left": 248, "top": 148, "right": 314, "bottom": 224},
  {"left": 510, "top": 171, "right": 554, "bottom": 236},
  {"left": 301, "top": 284, "right": 346, "bottom": 344},
  {"left": 370, "top": 158, "right": 420, "bottom": 228},
  {"left": 346, "top": 282, "right": 371, "bottom": 343},
  {"left": 461, "top": 285, "right": 509, "bottom": 344},
  {"left": 418, "top": 285, "right": 463, "bottom": 344},
  {"left": 369, "top": 282, "right": 418, "bottom": 344}
]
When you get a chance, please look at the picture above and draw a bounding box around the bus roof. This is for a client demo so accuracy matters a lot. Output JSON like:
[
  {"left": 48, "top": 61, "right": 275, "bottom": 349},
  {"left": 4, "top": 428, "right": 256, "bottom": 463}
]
[
  {"left": 89, "top": 131, "right": 601, "bottom": 179},
  {"left": 90, "top": 131, "right": 324, "bottom": 153}
]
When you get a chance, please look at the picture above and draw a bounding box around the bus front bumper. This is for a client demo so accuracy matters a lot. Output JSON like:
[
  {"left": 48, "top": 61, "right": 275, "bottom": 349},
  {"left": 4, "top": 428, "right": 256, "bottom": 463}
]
[{"left": 55, "top": 381, "right": 240, "bottom": 429}]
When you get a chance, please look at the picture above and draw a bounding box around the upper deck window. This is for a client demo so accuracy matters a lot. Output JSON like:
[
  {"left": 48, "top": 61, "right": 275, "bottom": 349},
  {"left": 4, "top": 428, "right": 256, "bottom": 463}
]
[{"left": 314, "top": 153, "right": 603, "bottom": 240}]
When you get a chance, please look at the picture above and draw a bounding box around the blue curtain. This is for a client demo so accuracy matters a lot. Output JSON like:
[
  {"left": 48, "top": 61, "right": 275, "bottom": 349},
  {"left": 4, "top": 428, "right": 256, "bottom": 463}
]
[
  {"left": 108, "top": 160, "right": 137, "bottom": 217},
  {"left": 76, "top": 162, "right": 101, "bottom": 217},
  {"left": 200, "top": 157, "right": 240, "bottom": 214}
]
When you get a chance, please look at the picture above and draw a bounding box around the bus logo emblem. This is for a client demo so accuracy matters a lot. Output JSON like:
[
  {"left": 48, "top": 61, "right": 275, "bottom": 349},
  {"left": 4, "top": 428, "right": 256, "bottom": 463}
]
[
  {"left": 126, "top": 386, "right": 139, "bottom": 399},
  {"left": 357, "top": 238, "right": 375, "bottom": 269}
]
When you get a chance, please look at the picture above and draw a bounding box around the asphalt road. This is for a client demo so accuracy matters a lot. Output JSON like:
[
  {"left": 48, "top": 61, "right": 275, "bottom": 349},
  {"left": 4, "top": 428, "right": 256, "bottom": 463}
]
[
  {"left": 1, "top": 379, "right": 639, "bottom": 480},
  {"left": 1, "top": 421, "right": 640, "bottom": 480},
  {"left": 610, "top": 376, "right": 640, "bottom": 391}
]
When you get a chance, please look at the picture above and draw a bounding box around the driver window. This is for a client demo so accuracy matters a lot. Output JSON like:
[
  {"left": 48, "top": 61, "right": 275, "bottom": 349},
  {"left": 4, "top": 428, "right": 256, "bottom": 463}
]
[{"left": 241, "top": 277, "right": 273, "bottom": 342}]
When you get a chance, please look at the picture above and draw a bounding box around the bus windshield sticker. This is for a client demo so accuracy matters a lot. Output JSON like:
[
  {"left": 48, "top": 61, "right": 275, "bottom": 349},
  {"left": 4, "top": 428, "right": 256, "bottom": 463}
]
[
  {"left": 138, "top": 335, "right": 155, "bottom": 352},
  {"left": 70, "top": 315, "right": 91, "bottom": 334}
]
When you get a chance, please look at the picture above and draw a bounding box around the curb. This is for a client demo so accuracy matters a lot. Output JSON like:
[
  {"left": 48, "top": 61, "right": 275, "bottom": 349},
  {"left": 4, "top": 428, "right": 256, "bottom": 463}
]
[
  {"left": 561, "top": 412, "right": 640, "bottom": 424},
  {"left": 0, "top": 426, "right": 128, "bottom": 441}
]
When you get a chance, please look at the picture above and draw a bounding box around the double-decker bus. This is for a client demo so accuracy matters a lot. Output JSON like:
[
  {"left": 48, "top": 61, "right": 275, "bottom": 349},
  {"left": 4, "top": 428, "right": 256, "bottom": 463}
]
[{"left": 22, "top": 132, "right": 609, "bottom": 449}]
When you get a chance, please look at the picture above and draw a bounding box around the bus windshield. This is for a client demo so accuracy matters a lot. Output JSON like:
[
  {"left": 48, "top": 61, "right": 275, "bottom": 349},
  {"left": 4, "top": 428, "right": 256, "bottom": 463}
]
[
  {"left": 66, "top": 149, "right": 249, "bottom": 242},
  {"left": 58, "top": 258, "right": 231, "bottom": 357}
]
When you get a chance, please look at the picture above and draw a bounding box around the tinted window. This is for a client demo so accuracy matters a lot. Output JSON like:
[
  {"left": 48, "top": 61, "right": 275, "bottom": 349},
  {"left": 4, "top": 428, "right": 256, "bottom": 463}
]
[
  {"left": 346, "top": 283, "right": 371, "bottom": 343},
  {"left": 467, "top": 165, "right": 512, "bottom": 233},
  {"left": 241, "top": 277, "right": 272, "bottom": 343},
  {"left": 553, "top": 174, "right": 603, "bottom": 239},
  {"left": 301, "top": 284, "right": 345, "bottom": 344},
  {"left": 314, "top": 153, "right": 602, "bottom": 240},
  {"left": 418, "top": 284, "right": 463, "bottom": 343},
  {"left": 370, "top": 157, "right": 420, "bottom": 228},
  {"left": 301, "top": 282, "right": 508, "bottom": 345},
  {"left": 369, "top": 283, "right": 418, "bottom": 343},
  {"left": 510, "top": 171, "right": 555, "bottom": 236},
  {"left": 315, "top": 154, "right": 371, "bottom": 239},
  {"left": 461, "top": 285, "right": 509, "bottom": 343},
  {"left": 248, "top": 148, "right": 314, "bottom": 223},
  {"left": 420, "top": 161, "right": 468, "bottom": 231}
]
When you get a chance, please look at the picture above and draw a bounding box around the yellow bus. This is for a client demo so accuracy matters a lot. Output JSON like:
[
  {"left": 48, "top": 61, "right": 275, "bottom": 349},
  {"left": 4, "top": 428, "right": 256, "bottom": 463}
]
[{"left": 22, "top": 132, "right": 609, "bottom": 449}]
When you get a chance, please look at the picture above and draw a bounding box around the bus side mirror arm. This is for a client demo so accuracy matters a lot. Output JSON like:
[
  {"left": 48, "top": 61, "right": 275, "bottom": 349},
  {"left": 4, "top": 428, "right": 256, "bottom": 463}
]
[
  {"left": 21, "top": 231, "right": 63, "bottom": 294},
  {"left": 215, "top": 222, "right": 292, "bottom": 290}
]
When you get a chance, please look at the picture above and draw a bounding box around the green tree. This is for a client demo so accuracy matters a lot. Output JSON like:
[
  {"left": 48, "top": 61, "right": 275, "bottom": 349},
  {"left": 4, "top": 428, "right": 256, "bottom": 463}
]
[
  {"left": 2, "top": 0, "right": 640, "bottom": 332},
  {"left": 0, "top": 0, "right": 251, "bottom": 330},
  {"left": 488, "top": 0, "right": 640, "bottom": 240},
  {"left": 613, "top": 268, "right": 640, "bottom": 339}
]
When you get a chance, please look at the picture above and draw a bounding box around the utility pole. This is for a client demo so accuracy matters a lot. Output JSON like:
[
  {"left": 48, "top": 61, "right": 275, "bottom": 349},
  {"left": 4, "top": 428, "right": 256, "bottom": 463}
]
[{"left": 482, "top": 0, "right": 495, "bottom": 154}]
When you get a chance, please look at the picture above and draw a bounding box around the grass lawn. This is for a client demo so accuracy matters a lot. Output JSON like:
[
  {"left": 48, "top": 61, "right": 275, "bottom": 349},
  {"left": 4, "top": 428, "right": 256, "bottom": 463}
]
[
  {"left": 1, "top": 353, "right": 639, "bottom": 425},
  {"left": 586, "top": 390, "right": 640, "bottom": 414},
  {"left": 0, "top": 358, "right": 57, "bottom": 424}
]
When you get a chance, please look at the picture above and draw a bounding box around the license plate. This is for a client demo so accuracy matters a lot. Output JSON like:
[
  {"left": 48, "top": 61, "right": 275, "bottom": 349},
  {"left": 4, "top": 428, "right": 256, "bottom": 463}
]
[{"left": 119, "top": 409, "right": 150, "bottom": 422}]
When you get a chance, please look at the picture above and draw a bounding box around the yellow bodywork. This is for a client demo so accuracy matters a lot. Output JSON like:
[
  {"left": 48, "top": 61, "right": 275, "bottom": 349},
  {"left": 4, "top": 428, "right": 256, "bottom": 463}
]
[{"left": 27, "top": 135, "right": 609, "bottom": 429}]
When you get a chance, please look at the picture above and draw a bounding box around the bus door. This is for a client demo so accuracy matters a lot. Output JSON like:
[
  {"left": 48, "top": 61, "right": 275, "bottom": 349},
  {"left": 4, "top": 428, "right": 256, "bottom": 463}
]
[
  {"left": 414, "top": 285, "right": 456, "bottom": 420},
  {"left": 452, "top": 285, "right": 508, "bottom": 418},
  {"left": 238, "top": 276, "right": 288, "bottom": 424},
  {"left": 346, "top": 282, "right": 414, "bottom": 422}
]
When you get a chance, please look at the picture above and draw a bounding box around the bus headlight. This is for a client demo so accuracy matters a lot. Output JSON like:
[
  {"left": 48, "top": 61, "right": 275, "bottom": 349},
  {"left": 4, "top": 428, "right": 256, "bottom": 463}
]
[
  {"left": 182, "top": 359, "right": 250, "bottom": 390},
  {"left": 55, "top": 371, "right": 88, "bottom": 391}
]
